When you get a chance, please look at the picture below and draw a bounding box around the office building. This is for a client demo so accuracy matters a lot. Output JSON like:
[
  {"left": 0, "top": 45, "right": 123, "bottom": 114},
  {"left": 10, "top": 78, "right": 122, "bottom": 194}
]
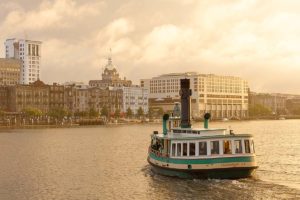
[{"left": 141, "top": 72, "right": 249, "bottom": 119}]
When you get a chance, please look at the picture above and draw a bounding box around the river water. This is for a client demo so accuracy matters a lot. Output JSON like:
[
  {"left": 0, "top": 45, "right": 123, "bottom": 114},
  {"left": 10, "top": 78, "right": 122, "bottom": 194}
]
[{"left": 0, "top": 120, "right": 299, "bottom": 199}]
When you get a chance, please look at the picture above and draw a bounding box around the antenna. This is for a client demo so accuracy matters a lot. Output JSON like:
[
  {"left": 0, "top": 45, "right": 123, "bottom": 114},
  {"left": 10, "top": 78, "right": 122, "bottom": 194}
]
[{"left": 108, "top": 48, "right": 112, "bottom": 65}]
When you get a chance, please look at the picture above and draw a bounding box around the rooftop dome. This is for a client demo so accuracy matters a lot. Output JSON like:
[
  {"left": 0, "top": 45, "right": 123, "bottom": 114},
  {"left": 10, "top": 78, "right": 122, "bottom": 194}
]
[{"left": 104, "top": 57, "right": 116, "bottom": 70}]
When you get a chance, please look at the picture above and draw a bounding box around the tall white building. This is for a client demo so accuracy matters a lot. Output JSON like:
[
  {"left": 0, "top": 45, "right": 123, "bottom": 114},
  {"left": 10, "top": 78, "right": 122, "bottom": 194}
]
[
  {"left": 141, "top": 72, "right": 249, "bottom": 119},
  {"left": 5, "top": 38, "right": 42, "bottom": 84}
]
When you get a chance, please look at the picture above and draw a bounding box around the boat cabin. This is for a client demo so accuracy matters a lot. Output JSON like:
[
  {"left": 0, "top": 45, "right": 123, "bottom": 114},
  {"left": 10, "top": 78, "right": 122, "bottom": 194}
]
[{"left": 150, "top": 133, "right": 255, "bottom": 159}]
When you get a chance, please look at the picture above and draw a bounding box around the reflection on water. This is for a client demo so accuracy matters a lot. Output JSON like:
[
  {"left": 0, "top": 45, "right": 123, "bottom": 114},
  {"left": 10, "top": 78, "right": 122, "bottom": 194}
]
[{"left": 0, "top": 120, "right": 299, "bottom": 199}]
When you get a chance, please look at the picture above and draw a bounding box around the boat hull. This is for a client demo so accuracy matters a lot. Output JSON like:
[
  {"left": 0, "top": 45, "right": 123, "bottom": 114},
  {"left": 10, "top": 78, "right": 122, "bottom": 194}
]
[
  {"left": 147, "top": 154, "right": 258, "bottom": 179},
  {"left": 149, "top": 162, "right": 256, "bottom": 179}
]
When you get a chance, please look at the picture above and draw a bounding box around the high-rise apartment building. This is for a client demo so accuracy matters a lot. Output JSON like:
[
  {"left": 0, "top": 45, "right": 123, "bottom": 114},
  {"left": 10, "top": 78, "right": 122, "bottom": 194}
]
[
  {"left": 5, "top": 38, "right": 42, "bottom": 84},
  {"left": 141, "top": 72, "right": 249, "bottom": 119}
]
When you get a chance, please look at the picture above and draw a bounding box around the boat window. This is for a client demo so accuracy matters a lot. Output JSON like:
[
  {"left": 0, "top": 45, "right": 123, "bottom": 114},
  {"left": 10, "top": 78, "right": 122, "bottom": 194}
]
[
  {"left": 182, "top": 130, "right": 186, "bottom": 133},
  {"left": 210, "top": 141, "right": 220, "bottom": 155},
  {"left": 197, "top": 131, "right": 201, "bottom": 134},
  {"left": 244, "top": 140, "right": 250, "bottom": 153},
  {"left": 189, "top": 143, "right": 195, "bottom": 156},
  {"left": 251, "top": 140, "right": 255, "bottom": 153},
  {"left": 172, "top": 143, "right": 176, "bottom": 156},
  {"left": 192, "top": 130, "right": 197, "bottom": 134},
  {"left": 173, "top": 129, "right": 180, "bottom": 133},
  {"left": 234, "top": 140, "right": 243, "bottom": 154},
  {"left": 223, "top": 140, "right": 232, "bottom": 154},
  {"left": 187, "top": 130, "right": 192, "bottom": 133},
  {"left": 177, "top": 143, "right": 181, "bottom": 156},
  {"left": 183, "top": 143, "right": 188, "bottom": 156},
  {"left": 199, "top": 142, "right": 207, "bottom": 155}
]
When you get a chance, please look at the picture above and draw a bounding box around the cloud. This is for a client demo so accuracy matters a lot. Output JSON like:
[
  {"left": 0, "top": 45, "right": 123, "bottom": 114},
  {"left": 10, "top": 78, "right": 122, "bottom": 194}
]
[{"left": 0, "top": 0, "right": 299, "bottom": 94}]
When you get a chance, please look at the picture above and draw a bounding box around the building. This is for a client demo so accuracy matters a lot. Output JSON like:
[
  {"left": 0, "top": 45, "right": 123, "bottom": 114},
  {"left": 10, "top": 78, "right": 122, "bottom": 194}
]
[
  {"left": 89, "top": 53, "right": 148, "bottom": 115},
  {"left": 121, "top": 86, "right": 148, "bottom": 114},
  {"left": 0, "top": 58, "right": 21, "bottom": 86},
  {"left": 7, "top": 80, "right": 49, "bottom": 113},
  {"left": 249, "top": 92, "right": 287, "bottom": 114},
  {"left": 49, "top": 83, "right": 65, "bottom": 111},
  {"left": 141, "top": 72, "right": 249, "bottom": 119},
  {"left": 89, "top": 56, "right": 131, "bottom": 88},
  {"left": 0, "top": 86, "right": 9, "bottom": 110},
  {"left": 286, "top": 98, "right": 300, "bottom": 114},
  {"left": 5, "top": 38, "right": 42, "bottom": 84}
]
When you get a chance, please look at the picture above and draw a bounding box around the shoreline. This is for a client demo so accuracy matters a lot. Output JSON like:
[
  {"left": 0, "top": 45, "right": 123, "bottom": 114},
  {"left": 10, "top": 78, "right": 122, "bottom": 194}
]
[
  {"left": 1, "top": 118, "right": 300, "bottom": 130},
  {"left": 0, "top": 121, "right": 162, "bottom": 130}
]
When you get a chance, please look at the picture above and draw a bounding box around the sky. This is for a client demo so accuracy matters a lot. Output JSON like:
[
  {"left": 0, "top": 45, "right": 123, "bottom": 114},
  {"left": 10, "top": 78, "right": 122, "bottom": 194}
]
[{"left": 0, "top": 0, "right": 300, "bottom": 94}]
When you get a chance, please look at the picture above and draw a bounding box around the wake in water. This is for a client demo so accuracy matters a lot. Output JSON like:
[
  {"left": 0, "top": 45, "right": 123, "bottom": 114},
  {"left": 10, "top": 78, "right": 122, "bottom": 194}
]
[{"left": 142, "top": 165, "right": 300, "bottom": 200}]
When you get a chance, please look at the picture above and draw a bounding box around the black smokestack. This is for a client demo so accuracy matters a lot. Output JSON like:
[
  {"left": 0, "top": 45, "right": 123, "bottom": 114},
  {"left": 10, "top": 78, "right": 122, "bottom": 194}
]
[{"left": 179, "top": 79, "right": 192, "bottom": 128}]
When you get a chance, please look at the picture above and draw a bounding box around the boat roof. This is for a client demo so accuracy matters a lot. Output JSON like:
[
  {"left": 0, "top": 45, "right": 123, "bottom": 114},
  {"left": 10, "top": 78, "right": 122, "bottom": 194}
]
[
  {"left": 153, "top": 133, "right": 253, "bottom": 140},
  {"left": 152, "top": 126, "right": 253, "bottom": 140},
  {"left": 172, "top": 127, "right": 227, "bottom": 131}
]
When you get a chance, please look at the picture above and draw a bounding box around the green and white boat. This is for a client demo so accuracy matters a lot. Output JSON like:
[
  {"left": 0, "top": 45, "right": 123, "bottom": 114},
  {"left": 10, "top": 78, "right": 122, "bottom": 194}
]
[{"left": 147, "top": 79, "right": 258, "bottom": 179}]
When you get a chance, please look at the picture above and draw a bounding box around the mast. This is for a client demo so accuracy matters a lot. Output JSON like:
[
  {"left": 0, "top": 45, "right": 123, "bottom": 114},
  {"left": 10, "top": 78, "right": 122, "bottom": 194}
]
[{"left": 179, "top": 79, "right": 192, "bottom": 128}]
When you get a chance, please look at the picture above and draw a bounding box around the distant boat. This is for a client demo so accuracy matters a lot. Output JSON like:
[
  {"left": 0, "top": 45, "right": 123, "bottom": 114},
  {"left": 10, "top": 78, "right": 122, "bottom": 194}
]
[{"left": 278, "top": 117, "right": 286, "bottom": 120}]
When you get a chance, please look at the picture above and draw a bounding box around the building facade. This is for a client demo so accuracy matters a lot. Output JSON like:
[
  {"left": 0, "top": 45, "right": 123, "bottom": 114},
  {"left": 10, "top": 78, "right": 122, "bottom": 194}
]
[
  {"left": 5, "top": 38, "right": 42, "bottom": 84},
  {"left": 89, "top": 56, "right": 131, "bottom": 88},
  {"left": 49, "top": 83, "right": 65, "bottom": 111},
  {"left": 141, "top": 72, "right": 249, "bottom": 119},
  {"left": 0, "top": 86, "right": 9, "bottom": 111},
  {"left": 121, "top": 86, "right": 148, "bottom": 114},
  {"left": 0, "top": 58, "right": 21, "bottom": 86},
  {"left": 74, "top": 86, "right": 123, "bottom": 115},
  {"left": 249, "top": 92, "right": 287, "bottom": 114},
  {"left": 7, "top": 80, "right": 49, "bottom": 113}
]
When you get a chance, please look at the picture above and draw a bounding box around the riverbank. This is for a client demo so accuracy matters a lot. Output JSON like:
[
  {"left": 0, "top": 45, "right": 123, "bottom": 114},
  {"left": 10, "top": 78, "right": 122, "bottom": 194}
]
[{"left": 0, "top": 121, "right": 162, "bottom": 130}]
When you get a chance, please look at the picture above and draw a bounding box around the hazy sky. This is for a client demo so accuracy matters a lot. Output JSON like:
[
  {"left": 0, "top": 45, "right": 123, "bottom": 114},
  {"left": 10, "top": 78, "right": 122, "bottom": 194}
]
[{"left": 0, "top": 0, "right": 299, "bottom": 93}]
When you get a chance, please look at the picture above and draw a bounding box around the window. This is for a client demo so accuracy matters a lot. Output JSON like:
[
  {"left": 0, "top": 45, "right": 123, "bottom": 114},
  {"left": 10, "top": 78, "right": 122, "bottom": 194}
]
[
  {"left": 183, "top": 143, "right": 188, "bottom": 156},
  {"left": 199, "top": 142, "right": 207, "bottom": 155},
  {"left": 210, "top": 141, "right": 219, "bottom": 155},
  {"left": 251, "top": 140, "right": 255, "bottom": 153},
  {"left": 223, "top": 140, "right": 232, "bottom": 154},
  {"left": 234, "top": 140, "right": 243, "bottom": 154},
  {"left": 177, "top": 143, "right": 181, "bottom": 156},
  {"left": 172, "top": 143, "right": 176, "bottom": 156},
  {"left": 189, "top": 143, "right": 195, "bottom": 156},
  {"left": 244, "top": 140, "right": 250, "bottom": 153}
]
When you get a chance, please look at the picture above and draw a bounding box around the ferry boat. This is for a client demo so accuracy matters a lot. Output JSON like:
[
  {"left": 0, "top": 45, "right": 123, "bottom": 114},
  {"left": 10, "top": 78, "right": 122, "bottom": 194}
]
[{"left": 147, "top": 79, "right": 258, "bottom": 179}]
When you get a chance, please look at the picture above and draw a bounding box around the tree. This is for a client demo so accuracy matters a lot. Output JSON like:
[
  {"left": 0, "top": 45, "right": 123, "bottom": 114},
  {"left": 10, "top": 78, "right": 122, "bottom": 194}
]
[
  {"left": 249, "top": 104, "right": 272, "bottom": 117},
  {"left": 148, "top": 107, "right": 154, "bottom": 119},
  {"left": 126, "top": 107, "right": 133, "bottom": 118},
  {"left": 48, "top": 108, "right": 68, "bottom": 119},
  {"left": 74, "top": 110, "right": 81, "bottom": 118},
  {"left": 137, "top": 107, "right": 144, "bottom": 118},
  {"left": 157, "top": 107, "right": 164, "bottom": 117},
  {"left": 80, "top": 111, "right": 89, "bottom": 118},
  {"left": 114, "top": 108, "right": 120, "bottom": 118},
  {"left": 0, "top": 109, "right": 4, "bottom": 117},
  {"left": 101, "top": 106, "right": 109, "bottom": 118},
  {"left": 89, "top": 108, "right": 99, "bottom": 118},
  {"left": 23, "top": 107, "right": 43, "bottom": 117}
]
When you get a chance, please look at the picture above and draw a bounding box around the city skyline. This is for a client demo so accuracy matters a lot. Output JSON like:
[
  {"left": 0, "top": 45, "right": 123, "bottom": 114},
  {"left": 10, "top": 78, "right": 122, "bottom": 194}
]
[{"left": 1, "top": 0, "right": 300, "bottom": 94}]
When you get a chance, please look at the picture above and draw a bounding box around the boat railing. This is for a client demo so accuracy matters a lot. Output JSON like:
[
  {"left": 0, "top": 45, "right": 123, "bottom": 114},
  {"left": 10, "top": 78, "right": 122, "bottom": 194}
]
[{"left": 149, "top": 147, "right": 169, "bottom": 158}]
